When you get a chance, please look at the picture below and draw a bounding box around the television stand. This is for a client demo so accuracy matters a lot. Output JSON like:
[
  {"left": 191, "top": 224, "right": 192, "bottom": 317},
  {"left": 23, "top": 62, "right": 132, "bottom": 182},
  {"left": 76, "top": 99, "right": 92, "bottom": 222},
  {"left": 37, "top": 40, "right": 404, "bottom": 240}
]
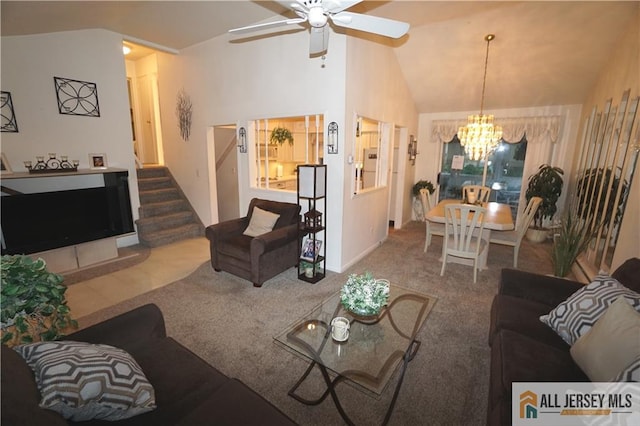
[{"left": 1, "top": 168, "right": 135, "bottom": 273}]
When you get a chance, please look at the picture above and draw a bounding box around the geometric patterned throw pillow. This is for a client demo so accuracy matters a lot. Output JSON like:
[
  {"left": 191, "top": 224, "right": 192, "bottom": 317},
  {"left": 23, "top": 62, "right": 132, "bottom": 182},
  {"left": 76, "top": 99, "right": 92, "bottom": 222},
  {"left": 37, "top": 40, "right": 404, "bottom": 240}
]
[
  {"left": 13, "top": 341, "right": 156, "bottom": 421},
  {"left": 614, "top": 356, "right": 640, "bottom": 382},
  {"left": 540, "top": 275, "right": 640, "bottom": 345}
]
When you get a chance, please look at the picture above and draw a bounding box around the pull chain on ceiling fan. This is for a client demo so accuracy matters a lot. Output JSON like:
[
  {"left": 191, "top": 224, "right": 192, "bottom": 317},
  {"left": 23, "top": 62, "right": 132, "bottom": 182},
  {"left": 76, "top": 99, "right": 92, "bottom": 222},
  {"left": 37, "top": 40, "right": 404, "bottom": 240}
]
[{"left": 229, "top": 0, "right": 410, "bottom": 56}]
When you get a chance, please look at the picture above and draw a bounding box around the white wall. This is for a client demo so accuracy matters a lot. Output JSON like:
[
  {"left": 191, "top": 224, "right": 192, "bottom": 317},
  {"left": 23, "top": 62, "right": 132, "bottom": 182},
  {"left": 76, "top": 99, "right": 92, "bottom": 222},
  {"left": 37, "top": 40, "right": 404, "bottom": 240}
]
[
  {"left": 153, "top": 27, "right": 418, "bottom": 272},
  {"left": 1, "top": 30, "right": 140, "bottom": 247},
  {"left": 153, "top": 28, "right": 347, "bottom": 271},
  {"left": 341, "top": 36, "right": 419, "bottom": 270}
]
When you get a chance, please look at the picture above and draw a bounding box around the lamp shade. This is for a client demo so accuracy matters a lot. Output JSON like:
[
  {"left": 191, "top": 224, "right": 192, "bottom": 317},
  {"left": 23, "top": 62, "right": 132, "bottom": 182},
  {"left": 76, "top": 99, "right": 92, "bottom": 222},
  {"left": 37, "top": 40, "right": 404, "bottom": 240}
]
[{"left": 298, "top": 165, "right": 326, "bottom": 198}]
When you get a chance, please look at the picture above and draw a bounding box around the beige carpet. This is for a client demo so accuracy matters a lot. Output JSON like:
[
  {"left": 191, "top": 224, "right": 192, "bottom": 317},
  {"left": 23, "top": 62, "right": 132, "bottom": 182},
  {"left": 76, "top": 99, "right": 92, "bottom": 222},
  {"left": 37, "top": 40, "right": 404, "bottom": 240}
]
[{"left": 78, "top": 221, "right": 555, "bottom": 425}]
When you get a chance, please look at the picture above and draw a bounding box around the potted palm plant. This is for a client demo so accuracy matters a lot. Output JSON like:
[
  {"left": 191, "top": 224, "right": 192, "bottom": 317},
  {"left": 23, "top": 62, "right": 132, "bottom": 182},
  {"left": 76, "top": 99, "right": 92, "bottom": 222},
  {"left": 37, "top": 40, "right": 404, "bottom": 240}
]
[
  {"left": 1, "top": 255, "right": 77, "bottom": 347},
  {"left": 525, "top": 164, "right": 564, "bottom": 243}
]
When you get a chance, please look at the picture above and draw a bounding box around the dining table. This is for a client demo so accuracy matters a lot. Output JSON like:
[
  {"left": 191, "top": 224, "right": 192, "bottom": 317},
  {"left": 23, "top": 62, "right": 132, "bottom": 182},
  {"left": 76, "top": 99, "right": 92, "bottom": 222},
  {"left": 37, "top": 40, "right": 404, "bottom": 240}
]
[{"left": 425, "top": 199, "right": 515, "bottom": 270}]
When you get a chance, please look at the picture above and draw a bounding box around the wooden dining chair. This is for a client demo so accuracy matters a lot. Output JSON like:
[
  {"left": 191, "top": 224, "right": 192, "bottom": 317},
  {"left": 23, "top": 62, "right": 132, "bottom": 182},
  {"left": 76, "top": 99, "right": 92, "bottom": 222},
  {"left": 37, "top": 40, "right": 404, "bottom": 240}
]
[
  {"left": 462, "top": 185, "right": 491, "bottom": 204},
  {"left": 440, "top": 203, "right": 487, "bottom": 283},
  {"left": 489, "top": 196, "right": 542, "bottom": 268},
  {"left": 420, "top": 188, "right": 445, "bottom": 251}
]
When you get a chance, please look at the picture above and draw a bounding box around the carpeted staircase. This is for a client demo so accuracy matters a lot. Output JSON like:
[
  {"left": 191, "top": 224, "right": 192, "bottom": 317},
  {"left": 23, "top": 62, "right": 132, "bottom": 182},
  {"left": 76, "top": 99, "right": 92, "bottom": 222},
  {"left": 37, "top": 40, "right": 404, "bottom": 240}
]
[{"left": 135, "top": 166, "right": 204, "bottom": 248}]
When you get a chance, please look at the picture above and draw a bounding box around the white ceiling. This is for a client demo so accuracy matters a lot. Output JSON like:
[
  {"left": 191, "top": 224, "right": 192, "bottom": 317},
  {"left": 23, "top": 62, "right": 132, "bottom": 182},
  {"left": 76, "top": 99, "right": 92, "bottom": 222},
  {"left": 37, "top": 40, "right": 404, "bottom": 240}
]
[{"left": 2, "top": 1, "right": 638, "bottom": 114}]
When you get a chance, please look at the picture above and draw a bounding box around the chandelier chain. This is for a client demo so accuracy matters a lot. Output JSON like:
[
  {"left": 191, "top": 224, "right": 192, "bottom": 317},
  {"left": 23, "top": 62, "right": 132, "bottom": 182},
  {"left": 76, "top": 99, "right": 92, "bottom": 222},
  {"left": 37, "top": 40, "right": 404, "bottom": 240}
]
[{"left": 479, "top": 35, "right": 492, "bottom": 114}]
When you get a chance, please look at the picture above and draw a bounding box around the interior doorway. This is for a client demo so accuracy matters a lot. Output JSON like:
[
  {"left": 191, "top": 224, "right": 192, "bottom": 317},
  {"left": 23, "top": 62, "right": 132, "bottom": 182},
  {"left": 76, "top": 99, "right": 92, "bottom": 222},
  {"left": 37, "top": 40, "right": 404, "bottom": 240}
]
[
  {"left": 213, "top": 125, "right": 240, "bottom": 222},
  {"left": 388, "top": 126, "right": 408, "bottom": 229},
  {"left": 136, "top": 74, "right": 159, "bottom": 165},
  {"left": 124, "top": 41, "right": 164, "bottom": 167}
]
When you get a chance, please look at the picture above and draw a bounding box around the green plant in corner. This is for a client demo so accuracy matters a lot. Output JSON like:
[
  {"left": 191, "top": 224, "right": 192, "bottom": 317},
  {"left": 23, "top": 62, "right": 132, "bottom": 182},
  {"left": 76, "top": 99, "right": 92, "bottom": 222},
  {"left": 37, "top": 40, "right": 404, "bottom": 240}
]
[
  {"left": 1, "top": 255, "right": 77, "bottom": 347},
  {"left": 270, "top": 127, "right": 294, "bottom": 146},
  {"left": 412, "top": 180, "right": 435, "bottom": 197},
  {"left": 525, "top": 164, "right": 564, "bottom": 229},
  {"left": 551, "top": 212, "right": 600, "bottom": 278}
]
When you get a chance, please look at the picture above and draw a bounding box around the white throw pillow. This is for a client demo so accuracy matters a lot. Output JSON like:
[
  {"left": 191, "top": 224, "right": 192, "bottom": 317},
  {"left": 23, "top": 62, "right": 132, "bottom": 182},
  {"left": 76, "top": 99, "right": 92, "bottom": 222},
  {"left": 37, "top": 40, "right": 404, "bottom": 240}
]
[
  {"left": 540, "top": 274, "right": 640, "bottom": 345},
  {"left": 14, "top": 341, "right": 156, "bottom": 421},
  {"left": 243, "top": 206, "right": 280, "bottom": 237},
  {"left": 570, "top": 296, "right": 640, "bottom": 381}
]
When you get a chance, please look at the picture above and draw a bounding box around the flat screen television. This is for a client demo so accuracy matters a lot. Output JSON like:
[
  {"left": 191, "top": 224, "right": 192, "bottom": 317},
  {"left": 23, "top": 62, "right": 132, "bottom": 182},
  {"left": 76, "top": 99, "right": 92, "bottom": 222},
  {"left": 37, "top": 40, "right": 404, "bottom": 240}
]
[{"left": 1, "top": 172, "right": 134, "bottom": 255}]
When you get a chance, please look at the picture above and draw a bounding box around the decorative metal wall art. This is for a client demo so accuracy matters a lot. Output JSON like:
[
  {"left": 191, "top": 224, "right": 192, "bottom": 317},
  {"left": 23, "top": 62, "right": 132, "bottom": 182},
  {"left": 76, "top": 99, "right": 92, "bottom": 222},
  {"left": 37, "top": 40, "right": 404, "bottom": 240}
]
[
  {"left": 176, "top": 89, "right": 192, "bottom": 141},
  {"left": 24, "top": 153, "right": 79, "bottom": 174},
  {"left": 54, "top": 77, "right": 100, "bottom": 117},
  {"left": 1, "top": 91, "right": 19, "bottom": 132},
  {"left": 327, "top": 121, "right": 338, "bottom": 154},
  {"left": 408, "top": 135, "right": 418, "bottom": 164},
  {"left": 238, "top": 127, "right": 247, "bottom": 153}
]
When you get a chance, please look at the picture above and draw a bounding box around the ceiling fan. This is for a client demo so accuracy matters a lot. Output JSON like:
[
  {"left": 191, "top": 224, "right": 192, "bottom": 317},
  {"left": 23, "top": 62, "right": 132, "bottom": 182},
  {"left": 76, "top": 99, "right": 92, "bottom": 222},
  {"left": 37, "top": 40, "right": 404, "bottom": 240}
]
[{"left": 229, "top": 0, "right": 410, "bottom": 56}]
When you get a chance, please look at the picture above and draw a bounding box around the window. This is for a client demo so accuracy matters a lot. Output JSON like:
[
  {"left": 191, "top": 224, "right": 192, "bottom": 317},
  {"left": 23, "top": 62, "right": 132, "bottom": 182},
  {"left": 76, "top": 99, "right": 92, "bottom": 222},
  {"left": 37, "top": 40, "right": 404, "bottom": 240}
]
[
  {"left": 352, "top": 116, "right": 391, "bottom": 195},
  {"left": 438, "top": 136, "right": 527, "bottom": 218},
  {"left": 250, "top": 115, "right": 324, "bottom": 191}
]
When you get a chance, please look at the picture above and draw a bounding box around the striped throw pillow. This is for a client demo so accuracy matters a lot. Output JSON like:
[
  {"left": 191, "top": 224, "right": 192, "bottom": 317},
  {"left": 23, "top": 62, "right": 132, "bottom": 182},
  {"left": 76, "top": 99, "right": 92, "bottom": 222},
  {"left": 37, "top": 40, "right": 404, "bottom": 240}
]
[{"left": 14, "top": 341, "right": 156, "bottom": 421}]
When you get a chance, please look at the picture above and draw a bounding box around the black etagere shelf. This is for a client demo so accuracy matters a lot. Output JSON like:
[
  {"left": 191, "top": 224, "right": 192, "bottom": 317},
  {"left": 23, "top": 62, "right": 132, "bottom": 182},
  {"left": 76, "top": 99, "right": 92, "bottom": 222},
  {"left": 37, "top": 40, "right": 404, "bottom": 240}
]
[{"left": 297, "top": 164, "right": 327, "bottom": 284}]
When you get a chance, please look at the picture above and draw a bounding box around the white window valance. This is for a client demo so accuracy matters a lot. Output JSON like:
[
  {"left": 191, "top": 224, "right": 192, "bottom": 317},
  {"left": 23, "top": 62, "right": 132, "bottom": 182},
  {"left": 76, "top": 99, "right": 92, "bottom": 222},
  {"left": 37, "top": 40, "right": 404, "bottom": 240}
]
[{"left": 431, "top": 115, "right": 563, "bottom": 144}]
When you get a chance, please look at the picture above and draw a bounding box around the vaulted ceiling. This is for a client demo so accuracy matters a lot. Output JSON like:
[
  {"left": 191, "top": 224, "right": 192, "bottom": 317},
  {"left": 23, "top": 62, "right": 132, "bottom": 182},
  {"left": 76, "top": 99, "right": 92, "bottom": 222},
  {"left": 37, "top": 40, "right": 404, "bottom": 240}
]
[{"left": 2, "top": 1, "right": 638, "bottom": 114}]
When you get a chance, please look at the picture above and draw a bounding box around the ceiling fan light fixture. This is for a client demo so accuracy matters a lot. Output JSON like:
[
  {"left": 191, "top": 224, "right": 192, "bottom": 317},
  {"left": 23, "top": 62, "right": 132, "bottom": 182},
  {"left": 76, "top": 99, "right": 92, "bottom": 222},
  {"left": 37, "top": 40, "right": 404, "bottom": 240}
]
[{"left": 308, "top": 7, "right": 327, "bottom": 27}]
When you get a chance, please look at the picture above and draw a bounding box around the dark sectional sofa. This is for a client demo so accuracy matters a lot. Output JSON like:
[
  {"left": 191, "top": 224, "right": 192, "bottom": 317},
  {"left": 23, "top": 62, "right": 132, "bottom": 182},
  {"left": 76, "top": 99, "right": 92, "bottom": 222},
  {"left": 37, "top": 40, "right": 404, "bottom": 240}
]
[
  {"left": 487, "top": 257, "right": 640, "bottom": 425},
  {"left": 1, "top": 303, "right": 296, "bottom": 425}
]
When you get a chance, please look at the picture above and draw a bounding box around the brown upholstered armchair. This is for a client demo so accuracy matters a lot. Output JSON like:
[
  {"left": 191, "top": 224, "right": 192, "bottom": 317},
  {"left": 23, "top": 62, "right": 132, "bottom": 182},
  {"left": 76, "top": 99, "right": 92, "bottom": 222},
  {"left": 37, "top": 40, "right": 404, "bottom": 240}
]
[{"left": 205, "top": 198, "right": 301, "bottom": 287}]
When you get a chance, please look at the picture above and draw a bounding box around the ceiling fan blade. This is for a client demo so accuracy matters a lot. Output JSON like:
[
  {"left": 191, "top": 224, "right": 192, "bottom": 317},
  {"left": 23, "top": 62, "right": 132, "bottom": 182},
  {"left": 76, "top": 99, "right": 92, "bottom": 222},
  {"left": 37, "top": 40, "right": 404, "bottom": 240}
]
[
  {"left": 330, "top": 12, "right": 409, "bottom": 38},
  {"left": 229, "top": 17, "right": 306, "bottom": 34},
  {"left": 322, "top": 0, "right": 362, "bottom": 14},
  {"left": 309, "top": 25, "right": 329, "bottom": 55}
]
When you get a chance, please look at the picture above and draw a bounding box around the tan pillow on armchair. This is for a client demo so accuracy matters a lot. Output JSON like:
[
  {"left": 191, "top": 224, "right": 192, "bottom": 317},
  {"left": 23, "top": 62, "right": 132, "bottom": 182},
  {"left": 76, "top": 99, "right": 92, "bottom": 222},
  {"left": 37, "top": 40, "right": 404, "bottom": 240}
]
[{"left": 243, "top": 207, "right": 280, "bottom": 237}]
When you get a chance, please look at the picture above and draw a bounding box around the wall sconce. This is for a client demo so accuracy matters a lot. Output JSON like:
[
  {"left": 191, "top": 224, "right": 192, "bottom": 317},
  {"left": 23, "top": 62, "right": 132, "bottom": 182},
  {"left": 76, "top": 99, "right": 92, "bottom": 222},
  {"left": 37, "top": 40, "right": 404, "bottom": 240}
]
[
  {"left": 238, "top": 127, "right": 247, "bottom": 153},
  {"left": 408, "top": 135, "right": 418, "bottom": 165},
  {"left": 327, "top": 121, "right": 338, "bottom": 154}
]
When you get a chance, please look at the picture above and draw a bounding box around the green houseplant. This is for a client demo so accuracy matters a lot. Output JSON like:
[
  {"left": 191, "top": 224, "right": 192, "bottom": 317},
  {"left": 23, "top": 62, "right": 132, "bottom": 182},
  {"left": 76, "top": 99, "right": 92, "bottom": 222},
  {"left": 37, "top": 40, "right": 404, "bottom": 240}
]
[
  {"left": 525, "top": 164, "right": 564, "bottom": 242},
  {"left": 1, "top": 255, "right": 77, "bottom": 347},
  {"left": 412, "top": 180, "right": 436, "bottom": 219},
  {"left": 340, "top": 272, "right": 389, "bottom": 317},
  {"left": 270, "top": 127, "right": 294, "bottom": 146},
  {"left": 551, "top": 212, "right": 600, "bottom": 277},
  {"left": 412, "top": 180, "right": 435, "bottom": 197}
]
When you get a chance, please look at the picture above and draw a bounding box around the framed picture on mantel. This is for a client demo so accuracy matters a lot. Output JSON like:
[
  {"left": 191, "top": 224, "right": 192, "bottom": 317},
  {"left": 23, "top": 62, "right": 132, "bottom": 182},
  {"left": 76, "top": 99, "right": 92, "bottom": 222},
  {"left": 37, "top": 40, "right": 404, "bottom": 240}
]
[{"left": 89, "top": 153, "right": 107, "bottom": 169}]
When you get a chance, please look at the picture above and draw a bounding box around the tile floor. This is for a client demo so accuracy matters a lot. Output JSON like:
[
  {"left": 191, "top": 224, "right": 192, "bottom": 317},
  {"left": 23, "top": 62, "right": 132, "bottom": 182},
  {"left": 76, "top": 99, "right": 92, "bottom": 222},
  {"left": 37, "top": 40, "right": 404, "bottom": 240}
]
[{"left": 65, "top": 237, "right": 210, "bottom": 318}]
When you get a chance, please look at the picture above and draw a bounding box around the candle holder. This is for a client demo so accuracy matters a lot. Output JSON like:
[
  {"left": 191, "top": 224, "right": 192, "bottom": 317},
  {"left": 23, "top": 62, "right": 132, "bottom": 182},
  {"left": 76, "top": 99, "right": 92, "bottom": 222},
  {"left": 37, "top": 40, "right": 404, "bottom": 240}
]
[{"left": 24, "top": 153, "right": 78, "bottom": 174}]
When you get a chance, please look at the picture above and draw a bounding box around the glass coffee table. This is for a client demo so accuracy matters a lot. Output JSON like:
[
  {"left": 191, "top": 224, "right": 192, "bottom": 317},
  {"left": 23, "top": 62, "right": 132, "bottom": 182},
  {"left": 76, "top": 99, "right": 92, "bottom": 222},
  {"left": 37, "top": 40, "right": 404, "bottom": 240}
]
[{"left": 274, "top": 284, "right": 436, "bottom": 425}]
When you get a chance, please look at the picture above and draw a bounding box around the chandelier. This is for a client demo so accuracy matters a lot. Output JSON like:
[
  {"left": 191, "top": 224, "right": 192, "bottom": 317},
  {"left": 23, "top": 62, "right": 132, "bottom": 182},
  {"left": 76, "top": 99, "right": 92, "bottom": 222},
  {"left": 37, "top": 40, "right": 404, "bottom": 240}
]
[{"left": 458, "top": 34, "right": 503, "bottom": 161}]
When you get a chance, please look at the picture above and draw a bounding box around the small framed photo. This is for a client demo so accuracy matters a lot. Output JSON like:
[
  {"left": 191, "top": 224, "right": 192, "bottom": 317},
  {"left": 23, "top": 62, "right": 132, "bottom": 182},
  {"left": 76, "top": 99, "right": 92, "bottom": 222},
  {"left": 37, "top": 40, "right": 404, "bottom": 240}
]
[
  {"left": 89, "top": 153, "right": 107, "bottom": 169},
  {"left": 1, "top": 152, "right": 12, "bottom": 174},
  {"left": 301, "top": 237, "right": 322, "bottom": 262}
]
